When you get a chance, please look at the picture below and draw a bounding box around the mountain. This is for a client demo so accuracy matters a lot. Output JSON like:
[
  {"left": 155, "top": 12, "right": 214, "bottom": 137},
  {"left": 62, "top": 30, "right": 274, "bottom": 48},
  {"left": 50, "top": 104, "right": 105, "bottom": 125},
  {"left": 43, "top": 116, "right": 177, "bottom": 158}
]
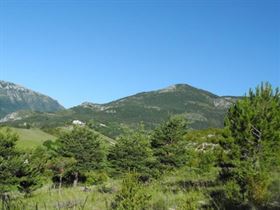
[
  {"left": 1, "top": 83, "right": 238, "bottom": 138},
  {"left": 0, "top": 80, "right": 64, "bottom": 118}
]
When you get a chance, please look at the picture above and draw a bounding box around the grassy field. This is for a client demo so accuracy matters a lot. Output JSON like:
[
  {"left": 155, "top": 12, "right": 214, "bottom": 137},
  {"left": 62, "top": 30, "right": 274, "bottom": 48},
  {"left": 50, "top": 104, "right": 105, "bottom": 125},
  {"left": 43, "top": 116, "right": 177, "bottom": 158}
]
[
  {"left": 10, "top": 128, "right": 56, "bottom": 150},
  {"left": 13, "top": 183, "right": 117, "bottom": 210},
  {"left": 5, "top": 175, "right": 209, "bottom": 210},
  {"left": 2, "top": 126, "right": 115, "bottom": 151}
]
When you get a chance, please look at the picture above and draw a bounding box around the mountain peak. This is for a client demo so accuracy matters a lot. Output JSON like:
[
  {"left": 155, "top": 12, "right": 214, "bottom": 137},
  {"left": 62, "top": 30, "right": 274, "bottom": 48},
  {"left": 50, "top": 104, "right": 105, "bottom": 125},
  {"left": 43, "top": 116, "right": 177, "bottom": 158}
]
[
  {"left": 0, "top": 80, "right": 64, "bottom": 118},
  {"left": 80, "top": 102, "right": 102, "bottom": 108},
  {"left": 158, "top": 85, "right": 178, "bottom": 93},
  {"left": 0, "top": 80, "right": 30, "bottom": 92},
  {"left": 156, "top": 83, "right": 218, "bottom": 98}
]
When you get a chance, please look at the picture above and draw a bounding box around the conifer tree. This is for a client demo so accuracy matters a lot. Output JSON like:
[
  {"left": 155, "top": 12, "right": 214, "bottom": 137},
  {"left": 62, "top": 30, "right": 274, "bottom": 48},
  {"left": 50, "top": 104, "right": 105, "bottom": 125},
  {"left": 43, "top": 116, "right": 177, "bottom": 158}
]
[
  {"left": 151, "top": 116, "right": 188, "bottom": 172},
  {"left": 0, "top": 128, "right": 22, "bottom": 193},
  {"left": 57, "top": 126, "right": 107, "bottom": 185},
  {"left": 219, "top": 82, "right": 280, "bottom": 208},
  {"left": 108, "top": 125, "right": 156, "bottom": 178},
  {"left": 0, "top": 128, "right": 42, "bottom": 197}
]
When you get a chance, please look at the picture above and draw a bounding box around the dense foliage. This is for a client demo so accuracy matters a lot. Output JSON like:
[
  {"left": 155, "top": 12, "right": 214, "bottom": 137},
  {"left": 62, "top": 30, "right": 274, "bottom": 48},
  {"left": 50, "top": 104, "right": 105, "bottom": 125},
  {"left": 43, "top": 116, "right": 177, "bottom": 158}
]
[
  {"left": 218, "top": 82, "right": 280, "bottom": 209},
  {"left": 0, "top": 128, "right": 43, "bottom": 197},
  {"left": 108, "top": 125, "right": 156, "bottom": 178},
  {"left": 0, "top": 128, "right": 21, "bottom": 193},
  {"left": 57, "top": 126, "right": 107, "bottom": 171},
  {"left": 151, "top": 116, "right": 189, "bottom": 172},
  {"left": 53, "top": 126, "right": 107, "bottom": 186}
]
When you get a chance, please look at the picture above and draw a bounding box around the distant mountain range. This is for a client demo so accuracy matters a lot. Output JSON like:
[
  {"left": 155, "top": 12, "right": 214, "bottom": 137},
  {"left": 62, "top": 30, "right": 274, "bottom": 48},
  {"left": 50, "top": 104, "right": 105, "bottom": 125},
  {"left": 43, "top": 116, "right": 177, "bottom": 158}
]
[
  {"left": 0, "top": 80, "right": 239, "bottom": 138},
  {"left": 0, "top": 80, "right": 64, "bottom": 118}
]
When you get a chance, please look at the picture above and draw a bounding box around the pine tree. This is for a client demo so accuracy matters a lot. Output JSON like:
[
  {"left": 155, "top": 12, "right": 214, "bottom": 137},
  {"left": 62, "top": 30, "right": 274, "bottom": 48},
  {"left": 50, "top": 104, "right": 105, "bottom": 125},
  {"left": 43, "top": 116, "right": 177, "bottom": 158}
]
[
  {"left": 219, "top": 82, "right": 280, "bottom": 208},
  {"left": 0, "top": 128, "right": 42, "bottom": 197},
  {"left": 108, "top": 125, "right": 156, "bottom": 178},
  {"left": 16, "top": 153, "right": 44, "bottom": 197},
  {"left": 57, "top": 126, "right": 107, "bottom": 185},
  {"left": 58, "top": 126, "right": 107, "bottom": 171},
  {"left": 0, "top": 128, "right": 22, "bottom": 194},
  {"left": 151, "top": 116, "right": 188, "bottom": 172}
]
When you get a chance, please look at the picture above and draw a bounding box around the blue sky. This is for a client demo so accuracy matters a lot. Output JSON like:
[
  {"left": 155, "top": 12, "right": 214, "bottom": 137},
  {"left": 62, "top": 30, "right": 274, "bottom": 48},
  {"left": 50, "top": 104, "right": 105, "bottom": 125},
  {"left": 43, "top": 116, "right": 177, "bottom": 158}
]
[{"left": 0, "top": 0, "right": 279, "bottom": 108}]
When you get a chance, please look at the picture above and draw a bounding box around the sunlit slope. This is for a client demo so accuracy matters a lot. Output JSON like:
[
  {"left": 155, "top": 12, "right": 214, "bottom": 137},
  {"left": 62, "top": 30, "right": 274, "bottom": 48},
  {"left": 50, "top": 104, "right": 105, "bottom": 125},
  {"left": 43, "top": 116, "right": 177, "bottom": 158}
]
[
  {"left": 8, "top": 127, "right": 115, "bottom": 150},
  {"left": 10, "top": 128, "right": 56, "bottom": 150}
]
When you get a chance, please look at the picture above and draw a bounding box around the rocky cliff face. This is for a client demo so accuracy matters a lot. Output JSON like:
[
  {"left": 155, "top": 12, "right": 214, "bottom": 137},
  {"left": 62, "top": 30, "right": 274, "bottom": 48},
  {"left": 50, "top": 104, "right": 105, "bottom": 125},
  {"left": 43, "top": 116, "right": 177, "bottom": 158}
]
[{"left": 0, "top": 80, "right": 64, "bottom": 118}]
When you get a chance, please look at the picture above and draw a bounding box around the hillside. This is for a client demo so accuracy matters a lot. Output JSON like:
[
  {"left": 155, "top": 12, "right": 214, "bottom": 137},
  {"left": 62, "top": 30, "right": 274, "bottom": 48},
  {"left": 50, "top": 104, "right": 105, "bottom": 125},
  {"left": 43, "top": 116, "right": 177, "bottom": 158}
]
[
  {"left": 1, "top": 84, "right": 238, "bottom": 138},
  {"left": 0, "top": 126, "right": 115, "bottom": 150},
  {"left": 0, "top": 80, "right": 64, "bottom": 118},
  {"left": 5, "top": 127, "right": 56, "bottom": 150}
]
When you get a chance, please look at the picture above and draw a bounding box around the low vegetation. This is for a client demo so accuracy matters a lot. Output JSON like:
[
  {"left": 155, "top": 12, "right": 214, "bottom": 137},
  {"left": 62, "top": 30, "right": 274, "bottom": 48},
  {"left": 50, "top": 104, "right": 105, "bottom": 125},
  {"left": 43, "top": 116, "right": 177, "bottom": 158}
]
[{"left": 10, "top": 128, "right": 56, "bottom": 150}]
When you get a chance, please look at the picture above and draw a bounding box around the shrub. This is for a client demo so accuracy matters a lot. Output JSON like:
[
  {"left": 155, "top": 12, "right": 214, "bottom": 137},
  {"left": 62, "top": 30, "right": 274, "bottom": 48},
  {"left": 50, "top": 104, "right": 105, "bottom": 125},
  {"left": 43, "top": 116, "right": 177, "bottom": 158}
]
[
  {"left": 85, "top": 171, "right": 108, "bottom": 186},
  {"left": 110, "top": 173, "right": 151, "bottom": 210}
]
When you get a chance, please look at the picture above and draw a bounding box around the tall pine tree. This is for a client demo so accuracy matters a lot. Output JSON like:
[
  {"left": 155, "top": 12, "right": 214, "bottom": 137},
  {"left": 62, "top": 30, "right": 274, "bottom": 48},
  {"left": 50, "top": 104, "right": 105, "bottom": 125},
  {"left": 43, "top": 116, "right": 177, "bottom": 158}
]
[
  {"left": 218, "top": 82, "right": 280, "bottom": 208},
  {"left": 151, "top": 116, "right": 188, "bottom": 172}
]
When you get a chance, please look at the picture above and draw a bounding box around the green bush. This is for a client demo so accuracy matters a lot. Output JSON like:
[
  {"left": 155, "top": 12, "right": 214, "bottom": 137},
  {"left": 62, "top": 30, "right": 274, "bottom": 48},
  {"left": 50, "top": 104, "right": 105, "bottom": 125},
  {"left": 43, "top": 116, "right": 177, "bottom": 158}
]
[
  {"left": 85, "top": 171, "right": 108, "bottom": 185},
  {"left": 110, "top": 173, "right": 151, "bottom": 210}
]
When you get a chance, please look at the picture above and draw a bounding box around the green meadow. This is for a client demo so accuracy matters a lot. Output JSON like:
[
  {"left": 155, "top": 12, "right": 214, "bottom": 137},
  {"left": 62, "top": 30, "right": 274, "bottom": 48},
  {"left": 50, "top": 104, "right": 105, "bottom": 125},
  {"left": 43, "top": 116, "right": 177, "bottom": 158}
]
[{"left": 4, "top": 128, "right": 56, "bottom": 150}]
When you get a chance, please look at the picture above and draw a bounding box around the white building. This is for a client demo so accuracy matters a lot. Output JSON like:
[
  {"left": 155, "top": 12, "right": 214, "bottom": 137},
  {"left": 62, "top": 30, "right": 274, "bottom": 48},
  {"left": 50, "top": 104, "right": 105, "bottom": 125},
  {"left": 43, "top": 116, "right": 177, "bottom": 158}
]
[{"left": 72, "top": 120, "right": 86, "bottom": 126}]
